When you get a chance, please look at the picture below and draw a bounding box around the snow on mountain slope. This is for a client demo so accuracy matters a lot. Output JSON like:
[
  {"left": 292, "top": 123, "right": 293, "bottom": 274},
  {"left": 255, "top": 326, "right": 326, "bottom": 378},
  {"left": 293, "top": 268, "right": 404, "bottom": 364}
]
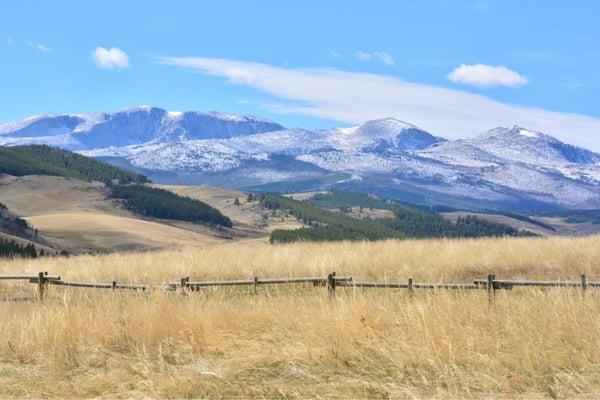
[
  {"left": 327, "top": 118, "right": 445, "bottom": 152},
  {"left": 0, "top": 106, "right": 284, "bottom": 150},
  {"left": 3, "top": 108, "right": 600, "bottom": 209},
  {"left": 81, "top": 116, "right": 445, "bottom": 175},
  {"left": 468, "top": 126, "right": 600, "bottom": 165}
]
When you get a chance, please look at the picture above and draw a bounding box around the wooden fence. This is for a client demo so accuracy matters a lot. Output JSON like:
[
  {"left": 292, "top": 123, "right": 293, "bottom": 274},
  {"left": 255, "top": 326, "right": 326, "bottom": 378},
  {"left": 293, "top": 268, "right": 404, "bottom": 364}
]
[{"left": 0, "top": 272, "right": 595, "bottom": 303}]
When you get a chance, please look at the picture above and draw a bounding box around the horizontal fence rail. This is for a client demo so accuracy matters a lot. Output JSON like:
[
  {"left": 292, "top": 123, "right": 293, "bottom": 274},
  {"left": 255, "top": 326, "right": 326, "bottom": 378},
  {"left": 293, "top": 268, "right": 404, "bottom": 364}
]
[
  {"left": 0, "top": 274, "right": 60, "bottom": 281},
  {"left": 473, "top": 278, "right": 600, "bottom": 288},
  {"left": 176, "top": 276, "right": 353, "bottom": 289},
  {"left": 47, "top": 280, "right": 177, "bottom": 291},
  {"left": 337, "top": 281, "right": 482, "bottom": 290},
  {"left": 0, "top": 272, "right": 597, "bottom": 303}
]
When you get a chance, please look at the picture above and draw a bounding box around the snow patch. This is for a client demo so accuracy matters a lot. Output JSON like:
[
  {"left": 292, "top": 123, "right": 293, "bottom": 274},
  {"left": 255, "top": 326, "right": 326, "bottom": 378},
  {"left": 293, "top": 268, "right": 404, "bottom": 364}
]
[{"left": 519, "top": 129, "right": 538, "bottom": 138}]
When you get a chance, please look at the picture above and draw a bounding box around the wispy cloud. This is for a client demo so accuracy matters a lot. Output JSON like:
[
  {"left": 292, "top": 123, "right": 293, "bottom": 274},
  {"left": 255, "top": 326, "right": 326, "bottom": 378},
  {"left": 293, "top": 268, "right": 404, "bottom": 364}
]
[
  {"left": 23, "top": 40, "right": 52, "bottom": 53},
  {"left": 157, "top": 56, "right": 600, "bottom": 151},
  {"left": 447, "top": 63, "right": 528, "bottom": 88},
  {"left": 329, "top": 50, "right": 342, "bottom": 59},
  {"left": 91, "top": 47, "right": 130, "bottom": 70},
  {"left": 355, "top": 51, "right": 371, "bottom": 61},
  {"left": 36, "top": 44, "right": 52, "bottom": 53},
  {"left": 374, "top": 52, "right": 395, "bottom": 66},
  {"left": 6, "top": 37, "right": 13, "bottom": 46},
  {"left": 355, "top": 51, "right": 396, "bottom": 66}
]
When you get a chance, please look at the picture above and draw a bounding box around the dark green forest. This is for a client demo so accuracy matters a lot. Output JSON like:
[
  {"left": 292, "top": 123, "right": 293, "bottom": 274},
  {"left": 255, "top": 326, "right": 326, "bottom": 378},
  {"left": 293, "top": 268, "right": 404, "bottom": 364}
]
[
  {"left": 309, "top": 190, "right": 425, "bottom": 213},
  {"left": 0, "top": 145, "right": 148, "bottom": 184},
  {"left": 0, "top": 238, "right": 38, "bottom": 258},
  {"left": 110, "top": 185, "right": 233, "bottom": 227},
  {"left": 260, "top": 192, "right": 535, "bottom": 243}
]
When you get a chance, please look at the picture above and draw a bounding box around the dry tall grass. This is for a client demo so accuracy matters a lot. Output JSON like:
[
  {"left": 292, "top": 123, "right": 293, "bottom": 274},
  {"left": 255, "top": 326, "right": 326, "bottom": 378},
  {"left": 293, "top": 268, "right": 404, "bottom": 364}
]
[{"left": 1, "top": 236, "right": 600, "bottom": 398}]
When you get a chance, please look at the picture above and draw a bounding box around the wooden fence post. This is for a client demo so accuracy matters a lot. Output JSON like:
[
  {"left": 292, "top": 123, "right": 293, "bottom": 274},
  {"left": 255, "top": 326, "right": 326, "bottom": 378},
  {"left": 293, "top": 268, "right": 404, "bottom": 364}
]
[
  {"left": 253, "top": 276, "right": 259, "bottom": 295},
  {"left": 408, "top": 278, "right": 414, "bottom": 299},
  {"left": 581, "top": 273, "right": 587, "bottom": 297},
  {"left": 37, "top": 271, "right": 46, "bottom": 301},
  {"left": 487, "top": 274, "right": 495, "bottom": 305},
  {"left": 112, "top": 281, "right": 117, "bottom": 291},
  {"left": 327, "top": 272, "right": 336, "bottom": 299},
  {"left": 181, "top": 277, "right": 189, "bottom": 295}
]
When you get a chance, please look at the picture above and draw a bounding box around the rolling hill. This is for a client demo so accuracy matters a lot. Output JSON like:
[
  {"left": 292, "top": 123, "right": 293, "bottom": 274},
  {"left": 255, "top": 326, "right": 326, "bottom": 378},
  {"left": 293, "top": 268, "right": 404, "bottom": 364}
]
[{"left": 1, "top": 145, "right": 598, "bottom": 255}]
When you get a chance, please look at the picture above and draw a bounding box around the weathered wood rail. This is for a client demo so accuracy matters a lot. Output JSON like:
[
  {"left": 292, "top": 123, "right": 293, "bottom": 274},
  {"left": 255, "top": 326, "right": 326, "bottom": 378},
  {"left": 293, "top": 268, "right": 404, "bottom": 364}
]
[
  {"left": 0, "top": 272, "right": 596, "bottom": 303},
  {"left": 176, "top": 275, "right": 353, "bottom": 290}
]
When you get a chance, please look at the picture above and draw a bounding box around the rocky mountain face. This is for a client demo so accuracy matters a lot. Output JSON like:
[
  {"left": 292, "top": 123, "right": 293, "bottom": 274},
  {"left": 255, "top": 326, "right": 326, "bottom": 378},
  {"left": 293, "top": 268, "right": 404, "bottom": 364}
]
[{"left": 2, "top": 107, "right": 600, "bottom": 211}]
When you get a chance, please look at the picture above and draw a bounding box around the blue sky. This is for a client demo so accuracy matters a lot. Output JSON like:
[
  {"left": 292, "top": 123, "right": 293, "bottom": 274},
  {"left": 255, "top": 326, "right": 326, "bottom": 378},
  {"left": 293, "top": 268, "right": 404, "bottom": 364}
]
[{"left": 2, "top": 0, "right": 600, "bottom": 148}]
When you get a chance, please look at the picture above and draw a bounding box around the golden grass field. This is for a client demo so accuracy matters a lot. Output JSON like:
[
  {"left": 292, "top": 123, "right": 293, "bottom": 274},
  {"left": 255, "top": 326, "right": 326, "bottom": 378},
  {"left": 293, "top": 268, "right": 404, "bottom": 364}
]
[{"left": 1, "top": 235, "right": 600, "bottom": 398}]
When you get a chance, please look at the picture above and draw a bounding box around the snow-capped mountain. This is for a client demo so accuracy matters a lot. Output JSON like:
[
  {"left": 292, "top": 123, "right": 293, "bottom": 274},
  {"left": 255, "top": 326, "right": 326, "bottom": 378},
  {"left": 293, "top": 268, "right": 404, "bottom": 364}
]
[
  {"left": 0, "top": 106, "right": 284, "bottom": 150},
  {"left": 2, "top": 107, "right": 600, "bottom": 210}
]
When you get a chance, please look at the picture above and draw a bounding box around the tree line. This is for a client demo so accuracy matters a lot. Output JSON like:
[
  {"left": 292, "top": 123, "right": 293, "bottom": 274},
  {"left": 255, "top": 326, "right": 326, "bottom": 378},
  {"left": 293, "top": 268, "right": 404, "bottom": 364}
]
[
  {"left": 259, "top": 192, "right": 536, "bottom": 243},
  {"left": 0, "top": 238, "right": 38, "bottom": 258},
  {"left": 0, "top": 145, "right": 148, "bottom": 184},
  {"left": 0, "top": 203, "right": 38, "bottom": 241},
  {"left": 109, "top": 184, "right": 233, "bottom": 227}
]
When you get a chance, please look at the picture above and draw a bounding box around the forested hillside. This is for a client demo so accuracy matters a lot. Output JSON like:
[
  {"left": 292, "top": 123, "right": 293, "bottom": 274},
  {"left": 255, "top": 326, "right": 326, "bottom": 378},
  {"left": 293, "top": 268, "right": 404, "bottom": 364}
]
[
  {"left": 0, "top": 145, "right": 148, "bottom": 184},
  {"left": 261, "top": 193, "right": 535, "bottom": 243},
  {"left": 308, "top": 190, "right": 427, "bottom": 213},
  {"left": 110, "top": 185, "right": 233, "bottom": 227},
  {"left": 0, "top": 238, "right": 38, "bottom": 258},
  {"left": 0, "top": 146, "right": 232, "bottom": 229},
  {"left": 0, "top": 202, "right": 39, "bottom": 242}
]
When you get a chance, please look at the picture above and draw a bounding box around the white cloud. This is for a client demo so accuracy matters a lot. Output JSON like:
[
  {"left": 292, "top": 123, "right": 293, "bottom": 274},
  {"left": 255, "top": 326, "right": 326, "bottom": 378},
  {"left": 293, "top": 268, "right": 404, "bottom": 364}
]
[
  {"left": 36, "top": 44, "right": 52, "bottom": 53},
  {"left": 157, "top": 56, "right": 600, "bottom": 151},
  {"left": 355, "top": 51, "right": 372, "bottom": 61},
  {"left": 374, "top": 52, "right": 395, "bottom": 66},
  {"left": 23, "top": 40, "right": 53, "bottom": 53},
  {"left": 6, "top": 37, "right": 13, "bottom": 46},
  {"left": 329, "top": 50, "right": 342, "bottom": 59},
  {"left": 355, "top": 51, "right": 395, "bottom": 66},
  {"left": 91, "top": 47, "right": 130, "bottom": 70},
  {"left": 448, "top": 63, "right": 528, "bottom": 88}
]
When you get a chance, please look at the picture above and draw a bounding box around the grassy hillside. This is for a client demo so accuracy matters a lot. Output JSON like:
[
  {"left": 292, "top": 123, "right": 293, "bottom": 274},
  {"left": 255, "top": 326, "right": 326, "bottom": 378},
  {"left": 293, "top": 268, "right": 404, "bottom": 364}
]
[
  {"left": 0, "top": 146, "right": 234, "bottom": 231},
  {"left": 1, "top": 236, "right": 599, "bottom": 398},
  {"left": 0, "top": 145, "right": 148, "bottom": 184},
  {"left": 260, "top": 192, "right": 535, "bottom": 243}
]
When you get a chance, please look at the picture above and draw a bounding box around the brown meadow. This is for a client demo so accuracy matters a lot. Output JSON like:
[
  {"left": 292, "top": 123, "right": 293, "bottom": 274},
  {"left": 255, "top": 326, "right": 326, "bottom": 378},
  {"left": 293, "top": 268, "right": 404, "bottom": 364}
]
[{"left": 1, "top": 235, "right": 600, "bottom": 398}]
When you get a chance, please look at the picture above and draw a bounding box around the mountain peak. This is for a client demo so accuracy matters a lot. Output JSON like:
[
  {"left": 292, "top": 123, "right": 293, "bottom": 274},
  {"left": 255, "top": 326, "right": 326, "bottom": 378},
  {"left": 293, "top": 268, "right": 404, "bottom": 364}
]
[
  {"left": 0, "top": 106, "right": 286, "bottom": 149},
  {"left": 359, "top": 117, "right": 417, "bottom": 130},
  {"left": 479, "top": 126, "right": 547, "bottom": 141},
  {"left": 472, "top": 126, "right": 600, "bottom": 165}
]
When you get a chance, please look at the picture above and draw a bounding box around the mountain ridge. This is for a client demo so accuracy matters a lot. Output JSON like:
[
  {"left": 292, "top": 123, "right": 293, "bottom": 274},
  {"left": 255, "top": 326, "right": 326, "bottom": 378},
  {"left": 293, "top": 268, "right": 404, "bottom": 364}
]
[{"left": 1, "top": 107, "right": 600, "bottom": 211}]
